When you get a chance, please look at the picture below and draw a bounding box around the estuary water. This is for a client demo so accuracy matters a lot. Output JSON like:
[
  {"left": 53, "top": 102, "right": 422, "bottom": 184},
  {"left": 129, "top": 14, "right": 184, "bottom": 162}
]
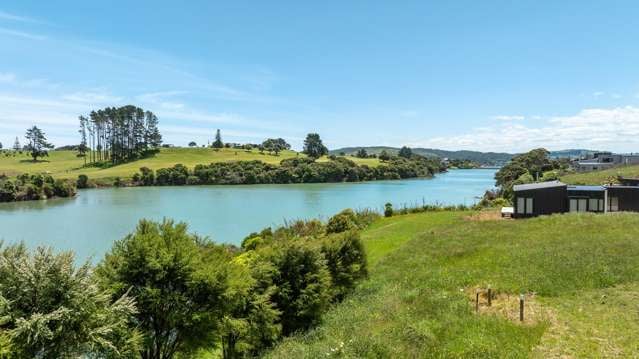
[{"left": 0, "top": 169, "right": 496, "bottom": 261}]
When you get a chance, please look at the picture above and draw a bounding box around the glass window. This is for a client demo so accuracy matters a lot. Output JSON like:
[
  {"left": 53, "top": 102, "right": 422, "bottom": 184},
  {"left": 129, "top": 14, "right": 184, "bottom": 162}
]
[
  {"left": 588, "top": 198, "right": 598, "bottom": 212},
  {"left": 517, "top": 197, "right": 525, "bottom": 214},
  {"left": 578, "top": 199, "right": 587, "bottom": 212},
  {"left": 569, "top": 199, "right": 578, "bottom": 212},
  {"left": 609, "top": 197, "right": 619, "bottom": 212},
  {"left": 526, "top": 198, "right": 533, "bottom": 214},
  {"left": 598, "top": 199, "right": 604, "bottom": 211}
]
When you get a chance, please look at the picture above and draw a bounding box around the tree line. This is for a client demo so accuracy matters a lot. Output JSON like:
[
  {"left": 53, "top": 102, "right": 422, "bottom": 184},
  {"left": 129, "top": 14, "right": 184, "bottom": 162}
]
[
  {"left": 78, "top": 105, "right": 162, "bottom": 166},
  {"left": 127, "top": 154, "right": 442, "bottom": 187},
  {"left": 0, "top": 208, "right": 376, "bottom": 358},
  {"left": 0, "top": 173, "right": 76, "bottom": 202}
]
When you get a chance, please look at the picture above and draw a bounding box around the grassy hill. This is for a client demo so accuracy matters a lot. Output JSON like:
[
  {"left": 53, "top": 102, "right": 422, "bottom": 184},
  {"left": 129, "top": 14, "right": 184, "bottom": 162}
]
[
  {"left": 0, "top": 148, "right": 380, "bottom": 181},
  {"left": 331, "top": 146, "right": 513, "bottom": 166},
  {"left": 561, "top": 164, "right": 639, "bottom": 185},
  {"left": 267, "top": 211, "right": 639, "bottom": 358}
]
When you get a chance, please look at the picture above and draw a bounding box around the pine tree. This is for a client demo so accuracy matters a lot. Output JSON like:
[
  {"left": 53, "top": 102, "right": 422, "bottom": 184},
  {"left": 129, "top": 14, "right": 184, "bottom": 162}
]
[
  {"left": 13, "top": 137, "right": 20, "bottom": 151},
  {"left": 212, "top": 129, "right": 224, "bottom": 148},
  {"left": 25, "top": 126, "right": 53, "bottom": 161}
]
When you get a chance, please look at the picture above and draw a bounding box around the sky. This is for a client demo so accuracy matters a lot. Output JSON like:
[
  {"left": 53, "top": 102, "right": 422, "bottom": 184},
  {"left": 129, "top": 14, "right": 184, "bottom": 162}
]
[{"left": 2, "top": 1, "right": 639, "bottom": 153}]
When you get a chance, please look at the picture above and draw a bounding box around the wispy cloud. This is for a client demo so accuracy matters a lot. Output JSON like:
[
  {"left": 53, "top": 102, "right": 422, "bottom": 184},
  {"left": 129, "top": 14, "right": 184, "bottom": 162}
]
[
  {"left": 410, "top": 106, "right": 639, "bottom": 152},
  {"left": 137, "top": 91, "right": 187, "bottom": 110},
  {"left": 62, "top": 91, "right": 123, "bottom": 104},
  {"left": 0, "top": 27, "right": 46, "bottom": 40},
  {"left": 0, "top": 72, "right": 16, "bottom": 83},
  {"left": 493, "top": 115, "right": 525, "bottom": 121},
  {"left": 0, "top": 10, "right": 41, "bottom": 24}
]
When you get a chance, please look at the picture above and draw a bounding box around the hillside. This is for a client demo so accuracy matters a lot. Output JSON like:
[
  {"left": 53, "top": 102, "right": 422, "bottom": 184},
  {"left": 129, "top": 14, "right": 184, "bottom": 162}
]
[
  {"left": 331, "top": 146, "right": 513, "bottom": 166},
  {"left": 561, "top": 164, "right": 639, "bottom": 185},
  {"left": 0, "top": 148, "right": 380, "bottom": 181},
  {"left": 267, "top": 211, "right": 639, "bottom": 358}
]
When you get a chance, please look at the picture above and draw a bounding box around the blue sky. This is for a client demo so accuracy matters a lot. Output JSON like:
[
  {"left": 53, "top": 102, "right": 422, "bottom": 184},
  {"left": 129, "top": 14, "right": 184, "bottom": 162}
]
[{"left": 2, "top": 1, "right": 639, "bottom": 152}]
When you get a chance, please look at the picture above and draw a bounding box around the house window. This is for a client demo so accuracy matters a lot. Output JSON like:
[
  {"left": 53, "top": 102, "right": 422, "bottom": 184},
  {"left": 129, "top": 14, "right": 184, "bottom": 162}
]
[
  {"left": 609, "top": 197, "right": 619, "bottom": 212},
  {"left": 588, "top": 198, "right": 599, "bottom": 212},
  {"left": 578, "top": 199, "right": 587, "bottom": 212},
  {"left": 569, "top": 199, "right": 577, "bottom": 212},
  {"left": 516, "top": 197, "right": 534, "bottom": 214},
  {"left": 517, "top": 197, "right": 525, "bottom": 214}
]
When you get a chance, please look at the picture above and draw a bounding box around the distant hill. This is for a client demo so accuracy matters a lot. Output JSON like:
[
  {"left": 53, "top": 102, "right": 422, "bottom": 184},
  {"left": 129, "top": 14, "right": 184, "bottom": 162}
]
[{"left": 330, "top": 146, "right": 513, "bottom": 166}]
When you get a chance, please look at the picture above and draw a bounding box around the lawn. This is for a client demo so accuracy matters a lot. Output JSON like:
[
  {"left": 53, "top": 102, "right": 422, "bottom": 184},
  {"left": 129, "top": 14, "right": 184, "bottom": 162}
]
[
  {"left": 561, "top": 164, "right": 639, "bottom": 185},
  {"left": 267, "top": 211, "right": 639, "bottom": 358},
  {"left": 0, "top": 147, "right": 380, "bottom": 181}
]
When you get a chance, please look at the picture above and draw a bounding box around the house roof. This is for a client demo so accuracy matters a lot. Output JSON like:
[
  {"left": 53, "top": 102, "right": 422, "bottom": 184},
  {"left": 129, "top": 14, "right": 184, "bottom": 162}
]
[
  {"left": 567, "top": 185, "right": 605, "bottom": 192},
  {"left": 513, "top": 181, "right": 566, "bottom": 191}
]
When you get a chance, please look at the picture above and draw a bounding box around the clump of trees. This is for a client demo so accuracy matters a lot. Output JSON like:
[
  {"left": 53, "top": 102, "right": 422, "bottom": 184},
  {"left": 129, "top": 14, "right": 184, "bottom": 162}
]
[
  {"left": 0, "top": 173, "right": 76, "bottom": 202},
  {"left": 494, "top": 148, "right": 568, "bottom": 199},
  {"left": 262, "top": 138, "right": 291, "bottom": 155},
  {"left": 0, "top": 207, "right": 377, "bottom": 358},
  {"left": 78, "top": 105, "right": 162, "bottom": 166},
  {"left": 130, "top": 154, "right": 442, "bottom": 186}
]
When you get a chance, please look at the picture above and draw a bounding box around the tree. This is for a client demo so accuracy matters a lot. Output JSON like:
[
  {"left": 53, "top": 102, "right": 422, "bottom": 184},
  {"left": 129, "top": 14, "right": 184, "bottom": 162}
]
[
  {"left": 188, "top": 141, "right": 197, "bottom": 147},
  {"left": 0, "top": 142, "right": 2, "bottom": 150},
  {"left": 0, "top": 243, "right": 140, "bottom": 358},
  {"left": 398, "top": 146, "right": 412, "bottom": 159},
  {"left": 355, "top": 148, "right": 368, "bottom": 158},
  {"left": 494, "top": 148, "right": 564, "bottom": 199},
  {"left": 262, "top": 138, "right": 291, "bottom": 156},
  {"left": 97, "top": 219, "right": 229, "bottom": 359},
  {"left": 302, "top": 133, "right": 328, "bottom": 160},
  {"left": 12, "top": 137, "right": 20, "bottom": 152},
  {"left": 78, "top": 116, "right": 88, "bottom": 165},
  {"left": 25, "top": 126, "right": 53, "bottom": 161},
  {"left": 213, "top": 129, "right": 224, "bottom": 148},
  {"left": 379, "top": 150, "right": 391, "bottom": 161}
]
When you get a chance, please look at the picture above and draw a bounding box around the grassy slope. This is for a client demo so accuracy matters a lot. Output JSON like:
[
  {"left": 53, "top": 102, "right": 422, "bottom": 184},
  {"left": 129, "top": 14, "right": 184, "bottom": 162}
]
[
  {"left": 0, "top": 148, "right": 380, "bottom": 180},
  {"left": 268, "top": 211, "right": 639, "bottom": 358},
  {"left": 561, "top": 164, "right": 639, "bottom": 185}
]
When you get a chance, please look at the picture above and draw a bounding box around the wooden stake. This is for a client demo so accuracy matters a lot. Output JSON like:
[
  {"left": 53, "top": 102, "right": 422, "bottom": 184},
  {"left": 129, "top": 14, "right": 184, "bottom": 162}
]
[
  {"left": 475, "top": 291, "right": 479, "bottom": 312},
  {"left": 487, "top": 288, "right": 492, "bottom": 307},
  {"left": 519, "top": 294, "right": 525, "bottom": 322}
]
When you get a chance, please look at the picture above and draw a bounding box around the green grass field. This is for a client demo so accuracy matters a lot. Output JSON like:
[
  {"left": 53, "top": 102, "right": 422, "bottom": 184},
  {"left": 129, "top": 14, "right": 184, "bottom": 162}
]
[
  {"left": 561, "top": 164, "right": 639, "bottom": 185},
  {"left": 267, "top": 211, "right": 639, "bottom": 358},
  {"left": 0, "top": 148, "right": 380, "bottom": 181}
]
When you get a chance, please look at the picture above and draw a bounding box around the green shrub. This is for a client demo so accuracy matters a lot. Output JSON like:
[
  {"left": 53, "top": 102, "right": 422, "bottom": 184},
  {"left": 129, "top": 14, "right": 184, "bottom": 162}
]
[
  {"left": 76, "top": 174, "right": 89, "bottom": 189},
  {"left": 327, "top": 209, "right": 358, "bottom": 234},
  {"left": 384, "top": 202, "right": 394, "bottom": 217},
  {"left": 321, "top": 231, "right": 368, "bottom": 301}
]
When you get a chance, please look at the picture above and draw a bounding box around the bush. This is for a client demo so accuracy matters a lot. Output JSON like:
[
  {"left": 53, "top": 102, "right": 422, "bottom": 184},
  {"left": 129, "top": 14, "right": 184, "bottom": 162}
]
[
  {"left": 321, "top": 231, "right": 367, "bottom": 301},
  {"left": 326, "top": 209, "right": 358, "bottom": 234},
  {"left": 384, "top": 203, "right": 394, "bottom": 217},
  {"left": 0, "top": 243, "right": 140, "bottom": 357},
  {"left": 259, "top": 242, "right": 332, "bottom": 335},
  {"left": 97, "top": 219, "right": 229, "bottom": 358},
  {"left": 76, "top": 174, "right": 89, "bottom": 189}
]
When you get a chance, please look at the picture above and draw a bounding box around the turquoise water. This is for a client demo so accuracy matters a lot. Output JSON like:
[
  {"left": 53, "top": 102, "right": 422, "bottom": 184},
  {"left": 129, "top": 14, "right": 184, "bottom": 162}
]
[{"left": 0, "top": 169, "right": 496, "bottom": 261}]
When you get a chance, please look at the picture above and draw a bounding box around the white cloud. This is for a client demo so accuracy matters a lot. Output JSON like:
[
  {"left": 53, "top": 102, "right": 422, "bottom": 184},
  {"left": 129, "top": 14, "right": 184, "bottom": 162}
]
[
  {"left": 410, "top": 106, "right": 639, "bottom": 153},
  {"left": 0, "top": 72, "right": 16, "bottom": 83},
  {"left": 0, "top": 10, "right": 42, "bottom": 24},
  {"left": 494, "top": 115, "right": 525, "bottom": 121},
  {"left": 62, "top": 91, "right": 123, "bottom": 104},
  {"left": 0, "top": 27, "right": 45, "bottom": 40},
  {"left": 592, "top": 91, "right": 605, "bottom": 98},
  {"left": 137, "top": 91, "right": 186, "bottom": 110}
]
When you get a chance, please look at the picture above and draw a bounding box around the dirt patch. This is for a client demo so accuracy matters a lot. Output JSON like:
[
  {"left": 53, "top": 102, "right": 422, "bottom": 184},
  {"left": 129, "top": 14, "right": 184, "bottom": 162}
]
[
  {"left": 464, "top": 286, "right": 555, "bottom": 326},
  {"left": 465, "top": 210, "right": 504, "bottom": 222}
]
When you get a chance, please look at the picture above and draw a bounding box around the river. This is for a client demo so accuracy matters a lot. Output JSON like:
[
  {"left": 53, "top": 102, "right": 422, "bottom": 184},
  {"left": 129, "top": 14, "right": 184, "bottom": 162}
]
[{"left": 0, "top": 169, "right": 496, "bottom": 261}]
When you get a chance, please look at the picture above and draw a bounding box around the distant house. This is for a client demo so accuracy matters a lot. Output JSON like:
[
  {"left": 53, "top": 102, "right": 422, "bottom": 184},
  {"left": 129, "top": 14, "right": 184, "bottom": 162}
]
[
  {"left": 573, "top": 152, "right": 639, "bottom": 172},
  {"left": 513, "top": 180, "right": 639, "bottom": 218}
]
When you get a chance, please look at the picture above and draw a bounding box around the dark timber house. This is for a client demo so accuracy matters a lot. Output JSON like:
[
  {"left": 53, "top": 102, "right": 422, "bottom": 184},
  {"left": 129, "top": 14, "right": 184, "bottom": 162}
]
[{"left": 512, "top": 180, "right": 639, "bottom": 218}]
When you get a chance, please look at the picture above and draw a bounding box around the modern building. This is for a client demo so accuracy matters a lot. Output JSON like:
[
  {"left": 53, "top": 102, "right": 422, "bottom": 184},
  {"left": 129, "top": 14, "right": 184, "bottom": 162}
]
[
  {"left": 512, "top": 180, "right": 639, "bottom": 218},
  {"left": 573, "top": 152, "right": 639, "bottom": 172}
]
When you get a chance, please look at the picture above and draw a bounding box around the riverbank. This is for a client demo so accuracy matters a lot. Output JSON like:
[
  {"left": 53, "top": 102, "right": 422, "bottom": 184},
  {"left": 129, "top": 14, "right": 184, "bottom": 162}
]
[
  {"left": 267, "top": 210, "right": 639, "bottom": 358},
  {"left": 0, "top": 169, "right": 497, "bottom": 260}
]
